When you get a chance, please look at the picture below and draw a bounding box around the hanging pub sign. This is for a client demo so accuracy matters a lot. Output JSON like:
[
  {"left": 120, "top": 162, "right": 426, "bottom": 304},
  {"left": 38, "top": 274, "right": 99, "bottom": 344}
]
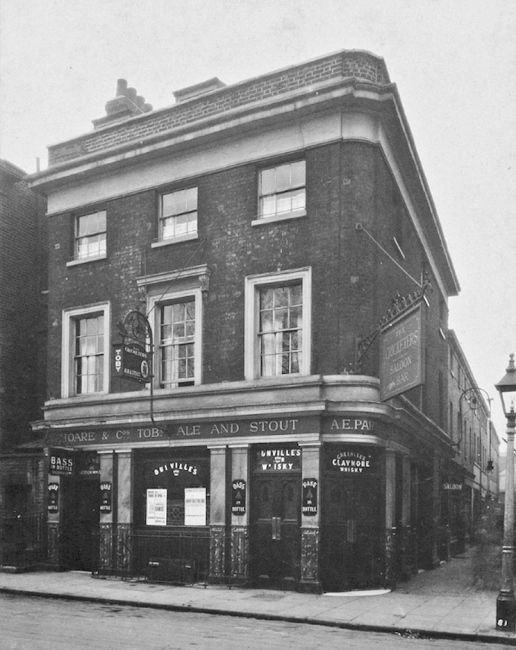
[
  {"left": 49, "top": 448, "right": 74, "bottom": 476},
  {"left": 380, "top": 304, "right": 424, "bottom": 401},
  {"left": 327, "top": 446, "right": 378, "bottom": 475},
  {"left": 302, "top": 478, "right": 318, "bottom": 516},
  {"left": 47, "top": 483, "right": 59, "bottom": 511},
  {"left": 231, "top": 480, "right": 246, "bottom": 515},
  {"left": 100, "top": 482, "right": 112, "bottom": 512},
  {"left": 254, "top": 445, "right": 301, "bottom": 472},
  {"left": 113, "top": 342, "right": 151, "bottom": 383}
]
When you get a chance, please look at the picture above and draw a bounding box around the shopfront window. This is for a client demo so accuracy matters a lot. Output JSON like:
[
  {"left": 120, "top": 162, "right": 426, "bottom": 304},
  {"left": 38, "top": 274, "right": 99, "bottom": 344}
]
[{"left": 136, "top": 452, "right": 209, "bottom": 527}]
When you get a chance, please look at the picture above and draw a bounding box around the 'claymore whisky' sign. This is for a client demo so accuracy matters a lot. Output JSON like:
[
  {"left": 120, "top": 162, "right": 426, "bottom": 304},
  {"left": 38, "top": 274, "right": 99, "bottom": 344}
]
[{"left": 380, "top": 304, "right": 424, "bottom": 401}]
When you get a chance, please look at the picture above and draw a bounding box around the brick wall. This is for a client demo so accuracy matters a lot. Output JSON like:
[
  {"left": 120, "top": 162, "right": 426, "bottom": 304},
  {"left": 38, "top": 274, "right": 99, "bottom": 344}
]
[
  {"left": 0, "top": 163, "right": 47, "bottom": 451},
  {"left": 48, "top": 51, "right": 390, "bottom": 166},
  {"left": 45, "top": 140, "right": 449, "bottom": 429}
]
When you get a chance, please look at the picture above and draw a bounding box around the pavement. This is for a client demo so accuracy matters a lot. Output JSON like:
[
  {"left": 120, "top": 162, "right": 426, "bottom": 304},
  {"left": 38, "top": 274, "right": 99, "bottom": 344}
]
[{"left": 0, "top": 548, "right": 515, "bottom": 646}]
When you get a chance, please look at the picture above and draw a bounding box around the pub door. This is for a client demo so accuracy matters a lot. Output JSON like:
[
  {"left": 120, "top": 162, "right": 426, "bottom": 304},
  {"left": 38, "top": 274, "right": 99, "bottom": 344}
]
[
  {"left": 62, "top": 477, "right": 100, "bottom": 570},
  {"left": 321, "top": 476, "right": 383, "bottom": 592},
  {"left": 250, "top": 474, "right": 301, "bottom": 589}
]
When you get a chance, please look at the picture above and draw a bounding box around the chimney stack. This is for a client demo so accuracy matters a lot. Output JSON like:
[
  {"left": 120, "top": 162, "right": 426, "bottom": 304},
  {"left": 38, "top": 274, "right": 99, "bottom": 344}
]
[{"left": 92, "top": 79, "right": 153, "bottom": 129}]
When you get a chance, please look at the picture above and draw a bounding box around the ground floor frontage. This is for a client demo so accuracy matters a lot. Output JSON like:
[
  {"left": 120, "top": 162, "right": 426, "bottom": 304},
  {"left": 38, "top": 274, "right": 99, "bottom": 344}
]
[
  {"left": 40, "top": 419, "right": 463, "bottom": 592},
  {"left": 5, "top": 376, "right": 493, "bottom": 591}
]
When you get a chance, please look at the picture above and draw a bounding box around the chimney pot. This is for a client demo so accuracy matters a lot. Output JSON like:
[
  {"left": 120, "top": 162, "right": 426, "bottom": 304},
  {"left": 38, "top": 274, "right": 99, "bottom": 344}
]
[
  {"left": 126, "top": 87, "right": 137, "bottom": 103},
  {"left": 136, "top": 95, "right": 145, "bottom": 109},
  {"left": 143, "top": 103, "right": 153, "bottom": 113},
  {"left": 116, "top": 79, "right": 128, "bottom": 96}
]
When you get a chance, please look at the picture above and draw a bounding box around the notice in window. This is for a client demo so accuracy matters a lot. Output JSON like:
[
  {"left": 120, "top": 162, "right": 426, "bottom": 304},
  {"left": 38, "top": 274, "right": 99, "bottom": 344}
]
[
  {"left": 184, "top": 487, "right": 206, "bottom": 526},
  {"left": 146, "top": 488, "right": 167, "bottom": 526}
]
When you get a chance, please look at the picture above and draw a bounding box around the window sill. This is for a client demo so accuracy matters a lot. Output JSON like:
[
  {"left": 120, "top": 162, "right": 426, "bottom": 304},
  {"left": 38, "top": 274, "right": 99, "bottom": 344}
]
[
  {"left": 66, "top": 254, "right": 107, "bottom": 267},
  {"left": 151, "top": 233, "right": 198, "bottom": 248},
  {"left": 251, "top": 209, "right": 306, "bottom": 227}
]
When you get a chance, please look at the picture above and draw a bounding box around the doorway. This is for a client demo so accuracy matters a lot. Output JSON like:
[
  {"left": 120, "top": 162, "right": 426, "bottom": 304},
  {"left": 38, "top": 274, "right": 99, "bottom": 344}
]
[
  {"left": 250, "top": 473, "right": 301, "bottom": 589},
  {"left": 62, "top": 477, "right": 100, "bottom": 570}
]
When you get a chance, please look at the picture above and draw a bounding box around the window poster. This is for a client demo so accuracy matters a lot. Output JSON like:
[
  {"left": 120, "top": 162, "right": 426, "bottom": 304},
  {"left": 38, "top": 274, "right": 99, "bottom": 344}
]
[
  {"left": 184, "top": 487, "right": 206, "bottom": 526},
  {"left": 146, "top": 488, "right": 167, "bottom": 526}
]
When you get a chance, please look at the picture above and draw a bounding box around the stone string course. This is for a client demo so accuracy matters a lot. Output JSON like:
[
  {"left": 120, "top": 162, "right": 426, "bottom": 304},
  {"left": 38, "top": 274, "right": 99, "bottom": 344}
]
[{"left": 49, "top": 51, "right": 389, "bottom": 166}]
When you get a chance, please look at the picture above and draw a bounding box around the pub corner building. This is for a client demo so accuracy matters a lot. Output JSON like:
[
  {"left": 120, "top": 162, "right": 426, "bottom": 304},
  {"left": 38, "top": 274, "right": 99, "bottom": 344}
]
[{"left": 21, "top": 49, "right": 492, "bottom": 594}]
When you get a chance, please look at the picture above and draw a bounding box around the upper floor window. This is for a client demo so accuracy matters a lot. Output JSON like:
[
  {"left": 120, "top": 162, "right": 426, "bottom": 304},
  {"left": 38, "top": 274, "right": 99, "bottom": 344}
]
[
  {"left": 245, "top": 268, "right": 311, "bottom": 380},
  {"left": 159, "top": 187, "right": 198, "bottom": 242},
  {"left": 258, "top": 160, "right": 306, "bottom": 221},
  {"left": 142, "top": 270, "right": 206, "bottom": 389},
  {"left": 75, "top": 211, "right": 106, "bottom": 260},
  {"left": 62, "top": 303, "right": 110, "bottom": 398},
  {"left": 259, "top": 284, "right": 302, "bottom": 377},
  {"left": 159, "top": 299, "right": 196, "bottom": 388}
]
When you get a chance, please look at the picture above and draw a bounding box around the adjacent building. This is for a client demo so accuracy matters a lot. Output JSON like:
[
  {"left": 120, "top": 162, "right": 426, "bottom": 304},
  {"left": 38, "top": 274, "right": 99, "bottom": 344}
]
[
  {"left": 448, "top": 330, "right": 499, "bottom": 549},
  {"left": 26, "top": 49, "right": 495, "bottom": 591},
  {"left": 0, "top": 159, "right": 47, "bottom": 566}
]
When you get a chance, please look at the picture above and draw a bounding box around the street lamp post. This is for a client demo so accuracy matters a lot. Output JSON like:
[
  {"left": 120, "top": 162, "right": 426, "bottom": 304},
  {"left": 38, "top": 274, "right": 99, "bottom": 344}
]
[{"left": 495, "top": 354, "right": 516, "bottom": 631}]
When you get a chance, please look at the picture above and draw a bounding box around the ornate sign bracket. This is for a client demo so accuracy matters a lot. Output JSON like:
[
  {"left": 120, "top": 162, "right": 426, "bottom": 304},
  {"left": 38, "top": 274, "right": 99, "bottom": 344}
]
[
  {"left": 116, "top": 309, "right": 162, "bottom": 429},
  {"left": 356, "top": 272, "right": 432, "bottom": 371}
]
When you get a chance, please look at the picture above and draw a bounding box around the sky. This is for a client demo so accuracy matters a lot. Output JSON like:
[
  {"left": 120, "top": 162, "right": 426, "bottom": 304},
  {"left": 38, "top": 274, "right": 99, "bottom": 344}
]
[{"left": 1, "top": 0, "right": 515, "bottom": 441}]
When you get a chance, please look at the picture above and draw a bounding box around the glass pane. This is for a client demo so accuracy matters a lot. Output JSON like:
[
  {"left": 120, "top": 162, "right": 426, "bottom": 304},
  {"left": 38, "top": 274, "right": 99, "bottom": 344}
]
[
  {"left": 289, "top": 307, "right": 302, "bottom": 329},
  {"left": 275, "top": 307, "right": 289, "bottom": 330},
  {"left": 260, "top": 195, "right": 276, "bottom": 217},
  {"left": 161, "top": 217, "right": 175, "bottom": 239},
  {"left": 185, "top": 301, "right": 195, "bottom": 320},
  {"left": 76, "top": 239, "right": 88, "bottom": 259},
  {"left": 186, "top": 213, "right": 198, "bottom": 234},
  {"left": 161, "top": 323, "right": 172, "bottom": 341},
  {"left": 276, "top": 192, "right": 292, "bottom": 214},
  {"left": 185, "top": 187, "right": 198, "bottom": 211},
  {"left": 291, "top": 161, "right": 306, "bottom": 187},
  {"left": 172, "top": 303, "right": 185, "bottom": 322},
  {"left": 260, "top": 168, "right": 276, "bottom": 195},
  {"left": 186, "top": 357, "right": 194, "bottom": 377},
  {"left": 162, "top": 188, "right": 197, "bottom": 217},
  {"left": 275, "top": 164, "right": 291, "bottom": 192},
  {"left": 173, "top": 323, "right": 185, "bottom": 339},
  {"left": 260, "top": 309, "right": 273, "bottom": 333},
  {"left": 174, "top": 214, "right": 188, "bottom": 236},
  {"left": 291, "top": 188, "right": 306, "bottom": 211},
  {"left": 290, "top": 284, "right": 302, "bottom": 305},
  {"left": 274, "top": 287, "right": 289, "bottom": 308},
  {"left": 97, "top": 211, "right": 106, "bottom": 231},
  {"left": 260, "top": 333, "right": 275, "bottom": 357},
  {"left": 77, "top": 213, "right": 96, "bottom": 237},
  {"left": 259, "top": 289, "right": 273, "bottom": 310},
  {"left": 86, "top": 318, "right": 98, "bottom": 336}
]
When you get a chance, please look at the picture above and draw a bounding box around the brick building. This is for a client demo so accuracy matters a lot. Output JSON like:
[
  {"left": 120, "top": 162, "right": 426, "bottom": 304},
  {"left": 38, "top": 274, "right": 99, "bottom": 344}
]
[
  {"left": 447, "top": 330, "right": 500, "bottom": 550},
  {"left": 29, "top": 50, "right": 474, "bottom": 591},
  {"left": 0, "top": 159, "right": 47, "bottom": 566}
]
